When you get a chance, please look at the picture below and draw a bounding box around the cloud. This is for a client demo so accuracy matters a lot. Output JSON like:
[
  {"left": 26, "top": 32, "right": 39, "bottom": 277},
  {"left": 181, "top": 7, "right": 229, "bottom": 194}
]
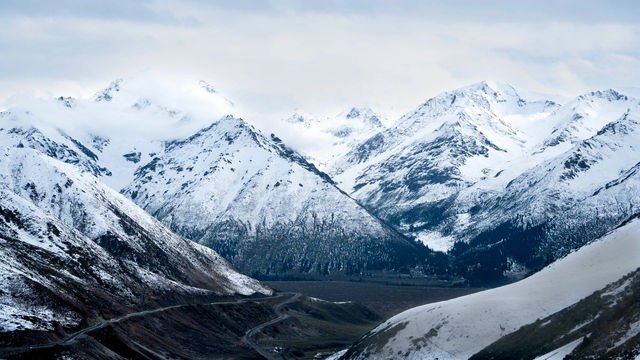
[
  {"left": 3, "top": 72, "right": 235, "bottom": 142},
  {"left": 0, "top": 0, "right": 638, "bottom": 123}
]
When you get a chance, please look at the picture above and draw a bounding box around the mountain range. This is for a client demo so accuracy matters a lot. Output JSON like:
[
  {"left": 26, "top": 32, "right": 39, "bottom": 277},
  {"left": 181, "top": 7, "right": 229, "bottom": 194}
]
[
  {"left": 0, "top": 76, "right": 445, "bottom": 281},
  {"left": 328, "top": 81, "right": 640, "bottom": 284},
  {"left": 3, "top": 78, "right": 639, "bottom": 285},
  {"left": 2, "top": 76, "right": 639, "bottom": 357}
]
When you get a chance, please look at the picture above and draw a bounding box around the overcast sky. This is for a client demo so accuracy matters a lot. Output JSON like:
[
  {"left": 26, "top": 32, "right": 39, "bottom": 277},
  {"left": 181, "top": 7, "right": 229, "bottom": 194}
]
[{"left": 1, "top": 0, "right": 639, "bottom": 120}]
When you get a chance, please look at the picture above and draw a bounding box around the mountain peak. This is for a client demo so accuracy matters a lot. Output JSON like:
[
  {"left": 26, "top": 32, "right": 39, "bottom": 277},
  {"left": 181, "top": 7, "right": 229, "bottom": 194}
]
[
  {"left": 177, "top": 115, "right": 253, "bottom": 142},
  {"left": 214, "top": 114, "right": 260, "bottom": 136},
  {"left": 198, "top": 80, "right": 218, "bottom": 94},
  {"left": 56, "top": 96, "right": 76, "bottom": 108},
  {"left": 457, "top": 80, "right": 521, "bottom": 102},
  {"left": 283, "top": 111, "right": 319, "bottom": 127},
  {"left": 94, "top": 78, "right": 123, "bottom": 102},
  {"left": 345, "top": 106, "right": 370, "bottom": 119},
  {"left": 577, "top": 89, "right": 630, "bottom": 102},
  {"left": 412, "top": 81, "right": 524, "bottom": 119},
  {"left": 340, "top": 106, "right": 384, "bottom": 128}
]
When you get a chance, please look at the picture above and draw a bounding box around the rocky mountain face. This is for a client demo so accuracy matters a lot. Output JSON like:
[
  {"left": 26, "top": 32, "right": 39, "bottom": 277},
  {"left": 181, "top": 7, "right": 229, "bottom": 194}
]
[
  {"left": 0, "top": 144, "right": 269, "bottom": 346},
  {"left": 450, "top": 105, "right": 640, "bottom": 283},
  {"left": 122, "top": 115, "right": 440, "bottom": 279},
  {"left": 330, "top": 81, "right": 640, "bottom": 283},
  {"left": 330, "top": 82, "right": 559, "bottom": 249},
  {"left": 0, "top": 79, "right": 443, "bottom": 281},
  {"left": 340, "top": 217, "right": 640, "bottom": 359},
  {"left": 2, "top": 76, "right": 639, "bottom": 357}
]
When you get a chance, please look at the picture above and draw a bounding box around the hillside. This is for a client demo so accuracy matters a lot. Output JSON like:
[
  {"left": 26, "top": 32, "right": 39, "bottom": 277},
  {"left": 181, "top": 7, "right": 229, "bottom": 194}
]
[{"left": 341, "top": 217, "right": 640, "bottom": 359}]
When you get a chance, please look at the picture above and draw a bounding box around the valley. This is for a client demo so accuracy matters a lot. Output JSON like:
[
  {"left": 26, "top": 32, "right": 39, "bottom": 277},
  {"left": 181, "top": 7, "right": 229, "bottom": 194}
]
[
  {"left": 1, "top": 291, "right": 382, "bottom": 360},
  {"left": 265, "top": 281, "right": 484, "bottom": 317}
]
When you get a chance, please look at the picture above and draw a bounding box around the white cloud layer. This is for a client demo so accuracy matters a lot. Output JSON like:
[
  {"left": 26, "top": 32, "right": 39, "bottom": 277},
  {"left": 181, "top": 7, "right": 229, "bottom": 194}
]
[{"left": 0, "top": 0, "right": 638, "bottom": 122}]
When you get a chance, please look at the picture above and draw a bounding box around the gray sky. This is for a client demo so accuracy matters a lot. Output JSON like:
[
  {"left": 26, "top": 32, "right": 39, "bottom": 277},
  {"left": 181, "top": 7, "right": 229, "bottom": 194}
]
[{"left": 1, "top": 0, "right": 639, "bottom": 120}]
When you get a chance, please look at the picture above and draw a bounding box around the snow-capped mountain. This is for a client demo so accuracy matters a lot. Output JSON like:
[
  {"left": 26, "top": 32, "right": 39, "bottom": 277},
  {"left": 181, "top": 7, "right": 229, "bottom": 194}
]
[
  {"left": 539, "top": 89, "right": 635, "bottom": 151},
  {"left": 4, "top": 77, "right": 638, "bottom": 285},
  {"left": 278, "top": 106, "right": 387, "bottom": 169},
  {"left": 1, "top": 79, "right": 437, "bottom": 280},
  {"left": 0, "top": 144, "right": 269, "bottom": 344},
  {"left": 0, "top": 74, "right": 235, "bottom": 190},
  {"left": 340, "top": 217, "right": 640, "bottom": 359},
  {"left": 449, "top": 105, "right": 640, "bottom": 282},
  {"left": 330, "top": 82, "right": 560, "bottom": 250},
  {"left": 330, "top": 81, "right": 640, "bottom": 283},
  {"left": 123, "top": 115, "right": 435, "bottom": 278}
]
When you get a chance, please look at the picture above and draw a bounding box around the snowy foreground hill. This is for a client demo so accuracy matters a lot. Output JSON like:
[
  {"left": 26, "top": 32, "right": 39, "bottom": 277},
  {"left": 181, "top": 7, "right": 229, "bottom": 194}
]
[
  {"left": 329, "top": 81, "right": 640, "bottom": 283},
  {"left": 0, "top": 144, "right": 269, "bottom": 344},
  {"left": 340, "top": 217, "right": 640, "bottom": 359}
]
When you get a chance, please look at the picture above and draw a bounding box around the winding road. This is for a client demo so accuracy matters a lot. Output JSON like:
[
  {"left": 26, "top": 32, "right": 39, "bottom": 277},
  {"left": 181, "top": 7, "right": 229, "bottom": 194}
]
[
  {"left": 242, "top": 292, "right": 302, "bottom": 360},
  {"left": 0, "top": 293, "right": 300, "bottom": 358}
]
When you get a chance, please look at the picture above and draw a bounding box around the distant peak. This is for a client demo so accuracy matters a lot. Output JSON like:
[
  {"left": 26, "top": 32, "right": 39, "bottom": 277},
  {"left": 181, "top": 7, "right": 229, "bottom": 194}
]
[
  {"left": 577, "top": 89, "right": 629, "bottom": 102},
  {"left": 285, "top": 112, "right": 307, "bottom": 123},
  {"left": 214, "top": 114, "right": 248, "bottom": 128},
  {"left": 94, "top": 78, "right": 123, "bottom": 102},
  {"left": 345, "top": 106, "right": 371, "bottom": 119},
  {"left": 283, "top": 111, "right": 318, "bottom": 127},
  {"left": 164, "top": 115, "right": 256, "bottom": 151},
  {"left": 198, "top": 80, "right": 217, "bottom": 94},
  {"left": 57, "top": 96, "right": 76, "bottom": 109},
  {"left": 463, "top": 80, "right": 520, "bottom": 99},
  {"left": 341, "top": 106, "right": 383, "bottom": 127},
  {"left": 416, "top": 81, "right": 523, "bottom": 116}
]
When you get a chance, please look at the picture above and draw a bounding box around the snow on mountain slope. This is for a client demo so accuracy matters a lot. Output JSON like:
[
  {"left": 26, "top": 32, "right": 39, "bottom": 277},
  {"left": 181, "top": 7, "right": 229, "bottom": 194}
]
[
  {"left": 0, "top": 146, "right": 267, "bottom": 297},
  {"left": 341, "top": 217, "right": 640, "bottom": 360},
  {"left": 0, "top": 144, "right": 270, "bottom": 339},
  {"left": 330, "top": 81, "right": 559, "bottom": 251},
  {"left": 448, "top": 104, "right": 640, "bottom": 282},
  {"left": 277, "top": 106, "right": 386, "bottom": 169},
  {"left": 123, "top": 115, "right": 435, "bottom": 278},
  {"left": 4, "top": 78, "right": 637, "bottom": 285},
  {"left": 472, "top": 265, "right": 640, "bottom": 359},
  {"left": 539, "top": 89, "right": 635, "bottom": 152},
  {"left": 1, "top": 77, "right": 439, "bottom": 280},
  {"left": 0, "top": 74, "right": 235, "bottom": 190},
  {"left": 327, "top": 82, "right": 639, "bottom": 284}
]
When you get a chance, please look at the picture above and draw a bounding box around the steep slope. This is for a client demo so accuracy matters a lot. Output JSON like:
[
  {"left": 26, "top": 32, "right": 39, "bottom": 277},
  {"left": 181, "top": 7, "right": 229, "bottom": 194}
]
[
  {"left": 0, "top": 145, "right": 269, "bottom": 347},
  {"left": 1, "top": 78, "right": 441, "bottom": 280},
  {"left": 330, "top": 81, "right": 560, "bottom": 251},
  {"left": 450, "top": 105, "right": 640, "bottom": 283},
  {"left": 341, "top": 217, "right": 640, "bottom": 360},
  {"left": 123, "top": 115, "right": 441, "bottom": 279},
  {"left": 0, "top": 74, "right": 235, "bottom": 190},
  {"left": 331, "top": 82, "right": 639, "bottom": 283},
  {"left": 472, "top": 266, "right": 640, "bottom": 360},
  {"left": 539, "top": 89, "right": 635, "bottom": 152}
]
